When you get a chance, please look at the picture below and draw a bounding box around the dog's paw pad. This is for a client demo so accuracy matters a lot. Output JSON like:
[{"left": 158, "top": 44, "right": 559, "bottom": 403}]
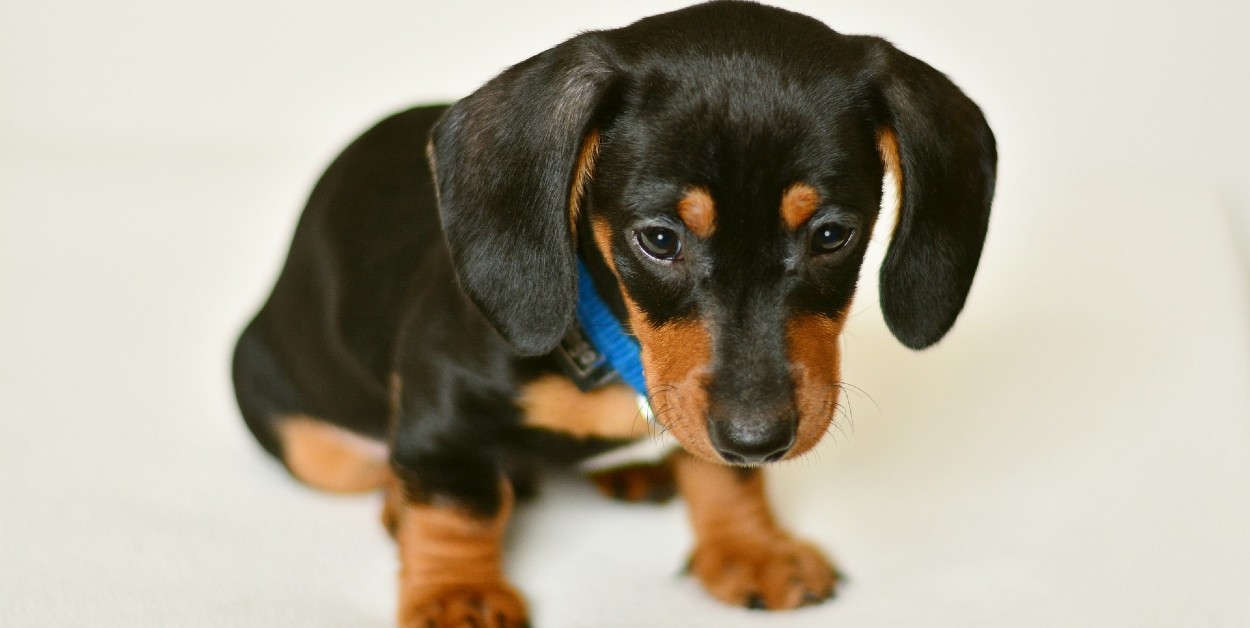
[
  {"left": 687, "top": 536, "right": 841, "bottom": 610},
  {"left": 400, "top": 583, "right": 529, "bottom": 628},
  {"left": 588, "top": 462, "right": 677, "bottom": 503}
]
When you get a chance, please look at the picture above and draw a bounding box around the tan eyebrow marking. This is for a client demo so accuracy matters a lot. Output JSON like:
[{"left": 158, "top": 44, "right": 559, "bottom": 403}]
[
  {"left": 781, "top": 183, "right": 822, "bottom": 230},
  {"left": 677, "top": 186, "right": 716, "bottom": 238}
]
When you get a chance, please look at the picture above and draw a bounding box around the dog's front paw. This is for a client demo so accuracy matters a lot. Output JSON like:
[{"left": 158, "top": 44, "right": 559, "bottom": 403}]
[
  {"left": 687, "top": 535, "right": 841, "bottom": 610},
  {"left": 399, "top": 583, "right": 529, "bottom": 628}
]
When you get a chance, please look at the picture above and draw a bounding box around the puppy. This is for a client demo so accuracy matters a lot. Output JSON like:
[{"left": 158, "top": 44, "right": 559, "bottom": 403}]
[{"left": 231, "top": 1, "right": 996, "bottom": 625}]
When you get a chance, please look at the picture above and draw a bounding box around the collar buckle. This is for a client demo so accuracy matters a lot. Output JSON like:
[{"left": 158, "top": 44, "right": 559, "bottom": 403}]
[{"left": 553, "top": 321, "right": 621, "bottom": 392}]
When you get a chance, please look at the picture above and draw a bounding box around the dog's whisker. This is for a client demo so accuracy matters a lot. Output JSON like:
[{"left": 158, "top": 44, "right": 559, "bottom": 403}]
[
  {"left": 827, "top": 418, "right": 849, "bottom": 444},
  {"left": 837, "top": 380, "right": 879, "bottom": 413}
]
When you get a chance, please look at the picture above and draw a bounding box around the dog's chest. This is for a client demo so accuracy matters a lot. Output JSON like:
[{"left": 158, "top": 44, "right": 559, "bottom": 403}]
[
  {"left": 518, "top": 376, "right": 650, "bottom": 441},
  {"left": 517, "top": 373, "right": 679, "bottom": 470}
]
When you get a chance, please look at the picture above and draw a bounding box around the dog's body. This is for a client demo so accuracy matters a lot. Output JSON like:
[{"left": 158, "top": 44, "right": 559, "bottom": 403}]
[{"left": 232, "top": 2, "right": 995, "bottom": 625}]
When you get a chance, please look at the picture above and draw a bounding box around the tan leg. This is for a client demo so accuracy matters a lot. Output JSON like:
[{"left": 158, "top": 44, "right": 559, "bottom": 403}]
[
  {"left": 275, "top": 415, "right": 389, "bottom": 493},
  {"left": 674, "top": 452, "right": 842, "bottom": 610},
  {"left": 587, "top": 457, "right": 677, "bottom": 503},
  {"left": 389, "top": 480, "right": 528, "bottom": 628}
]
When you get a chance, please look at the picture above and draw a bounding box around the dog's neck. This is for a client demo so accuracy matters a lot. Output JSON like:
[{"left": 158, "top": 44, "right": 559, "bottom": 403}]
[
  {"left": 549, "top": 255, "right": 648, "bottom": 398},
  {"left": 573, "top": 258, "right": 647, "bottom": 395}
]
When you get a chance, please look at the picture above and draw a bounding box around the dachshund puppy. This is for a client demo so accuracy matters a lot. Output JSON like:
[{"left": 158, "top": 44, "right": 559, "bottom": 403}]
[{"left": 232, "top": 1, "right": 996, "bottom": 625}]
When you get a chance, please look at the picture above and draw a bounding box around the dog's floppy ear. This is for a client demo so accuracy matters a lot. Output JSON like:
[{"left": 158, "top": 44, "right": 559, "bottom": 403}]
[
  {"left": 429, "top": 35, "right": 615, "bottom": 356},
  {"left": 869, "top": 39, "right": 997, "bottom": 350}
]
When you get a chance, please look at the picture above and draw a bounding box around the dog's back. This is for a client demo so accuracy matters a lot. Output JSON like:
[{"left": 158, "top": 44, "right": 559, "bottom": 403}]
[{"left": 233, "top": 105, "right": 449, "bottom": 486}]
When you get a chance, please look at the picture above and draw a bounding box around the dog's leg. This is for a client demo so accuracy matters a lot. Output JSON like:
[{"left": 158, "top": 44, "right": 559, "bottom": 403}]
[
  {"left": 674, "top": 452, "right": 842, "bottom": 610},
  {"left": 387, "top": 473, "right": 528, "bottom": 628},
  {"left": 275, "top": 415, "right": 390, "bottom": 493},
  {"left": 587, "top": 457, "right": 677, "bottom": 503}
]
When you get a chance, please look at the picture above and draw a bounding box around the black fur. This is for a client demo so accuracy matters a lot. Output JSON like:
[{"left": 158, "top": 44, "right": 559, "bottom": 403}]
[
  {"left": 872, "top": 42, "right": 998, "bottom": 349},
  {"left": 233, "top": 0, "right": 995, "bottom": 534}
]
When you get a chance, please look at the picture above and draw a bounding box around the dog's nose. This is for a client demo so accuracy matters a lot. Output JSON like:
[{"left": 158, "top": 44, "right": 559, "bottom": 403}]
[{"left": 708, "top": 414, "right": 796, "bottom": 465}]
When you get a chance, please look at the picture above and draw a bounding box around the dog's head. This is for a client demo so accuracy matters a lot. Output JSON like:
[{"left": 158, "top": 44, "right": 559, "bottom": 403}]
[{"left": 429, "top": 2, "right": 996, "bottom": 465}]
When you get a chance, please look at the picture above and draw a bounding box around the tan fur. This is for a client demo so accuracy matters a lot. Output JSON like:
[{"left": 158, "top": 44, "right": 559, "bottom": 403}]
[
  {"left": 569, "top": 130, "right": 602, "bottom": 236},
  {"left": 592, "top": 218, "right": 719, "bottom": 461},
  {"left": 592, "top": 219, "right": 619, "bottom": 275},
  {"left": 677, "top": 186, "right": 716, "bottom": 238},
  {"left": 674, "top": 452, "right": 839, "bottom": 609},
  {"left": 392, "top": 482, "right": 527, "bottom": 626},
  {"left": 588, "top": 460, "right": 677, "bottom": 503},
  {"left": 381, "top": 473, "right": 403, "bottom": 538},
  {"left": 877, "top": 128, "right": 904, "bottom": 237},
  {"left": 632, "top": 318, "right": 717, "bottom": 461},
  {"left": 519, "top": 375, "right": 650, "bottom": 440},
  {"left": 276, "top": 415, "right": 389, "bottom": 493},
  {"left": 785, "top": 313, "right": 846, "bottom": 458},
  {"left": 780, "top": 183, "right": 821, "bottom": 230}
]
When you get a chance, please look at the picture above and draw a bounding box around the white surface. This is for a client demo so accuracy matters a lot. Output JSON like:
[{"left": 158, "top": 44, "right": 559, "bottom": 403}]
[{"left": 3, "top": 1, "right": 1250, "bottom": 627}]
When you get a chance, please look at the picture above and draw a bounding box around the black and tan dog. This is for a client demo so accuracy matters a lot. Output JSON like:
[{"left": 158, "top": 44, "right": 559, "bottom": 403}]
[{"left": 232, "top": 1, "right": 995, "bottom": 625}]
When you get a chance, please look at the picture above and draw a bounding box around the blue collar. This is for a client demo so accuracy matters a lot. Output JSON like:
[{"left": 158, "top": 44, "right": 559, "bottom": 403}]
[{"left": 575, "top": 259, "right": 648, "bottom": 395}]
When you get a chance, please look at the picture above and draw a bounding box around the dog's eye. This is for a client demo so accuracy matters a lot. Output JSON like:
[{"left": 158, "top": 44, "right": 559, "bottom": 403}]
[
  {"left": 636, "top": 227, "right": 682, "bottom": 261},
  {"left": 810, "top": 224, "right": 853, "bottom": 255}
]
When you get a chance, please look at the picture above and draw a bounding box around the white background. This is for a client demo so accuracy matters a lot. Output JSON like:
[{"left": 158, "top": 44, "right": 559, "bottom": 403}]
[{"left": 2, "top": 1, "right": 1249, "bottom": 626}]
